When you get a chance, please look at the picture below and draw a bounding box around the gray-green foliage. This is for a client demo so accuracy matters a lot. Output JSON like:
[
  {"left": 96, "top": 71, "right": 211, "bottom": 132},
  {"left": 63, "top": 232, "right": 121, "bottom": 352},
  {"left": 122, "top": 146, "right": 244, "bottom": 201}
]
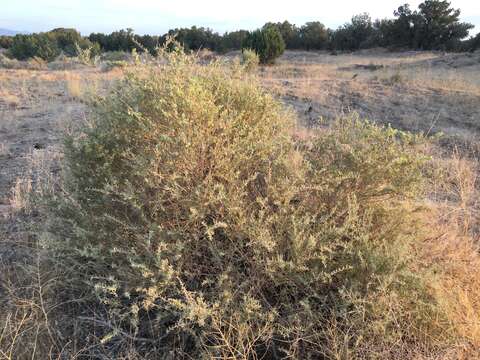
[{"left": 45, "top": 50, "right": 454, "bottom": 358}]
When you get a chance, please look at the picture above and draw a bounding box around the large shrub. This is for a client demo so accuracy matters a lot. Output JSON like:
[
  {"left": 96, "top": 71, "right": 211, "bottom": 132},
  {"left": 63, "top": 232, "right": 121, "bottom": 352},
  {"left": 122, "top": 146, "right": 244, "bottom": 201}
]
[
  {"left": 44, "top": 50, "right": 463, "bottom": 358},
  {"left": 50, "top": 28, "right": 94, "bottom": 56},
  {"left": 243, "top": 27, "right": 285, "bottom": 64},
  {"left": 9, "top": 33, "right": 60, "bottom": 61}
]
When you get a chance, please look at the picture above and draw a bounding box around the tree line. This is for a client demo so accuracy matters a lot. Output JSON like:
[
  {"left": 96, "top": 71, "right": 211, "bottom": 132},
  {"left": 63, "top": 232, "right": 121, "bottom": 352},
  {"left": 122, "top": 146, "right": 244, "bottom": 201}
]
[{"left": 1, "top": 0, "right": 478, "bottom": 63}]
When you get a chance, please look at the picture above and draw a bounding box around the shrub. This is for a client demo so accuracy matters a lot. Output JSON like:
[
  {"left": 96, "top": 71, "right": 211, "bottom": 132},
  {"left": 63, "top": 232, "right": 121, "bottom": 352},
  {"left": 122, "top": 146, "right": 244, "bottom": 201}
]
[
  {"left": 8, "top": 29, "right": 96, "bottom": 61},
  {"left": 37, "top": 49, "right": 471, "bottom": 358},
  {"left": 9, "top": 33, "right": 60, "bottom": 61},
  {"left": 242, "top": 27, "right": 285, "bottom": 64},
  {"left": 266, "top": 21, "right": 303, "bottom": 49},
  {"left": 0, "top": 35, "right": 13, "bottom": 49},
  {"left": 50, "top": 28, "right": 92, "bottom": 56},
  {"left": 0, "top": 52, "right": 18, "bottom": 69},
  {"left": 221, "top": 30, "right": 249, "bottom": 51},
  {"left": 240, "top": 48, "right": 259, "bottom": 71},
  {"left": 464, "top": 33, "right": 480, "bottom": 52},
  {"left": 75, "top": 42, "right": 100, "bottom": 65},
  {"left": 331, "top": 13, "right": 376, "bottom": 51},
  {"left": 299, "top": 21, "right": 329, "bottom": 50}
]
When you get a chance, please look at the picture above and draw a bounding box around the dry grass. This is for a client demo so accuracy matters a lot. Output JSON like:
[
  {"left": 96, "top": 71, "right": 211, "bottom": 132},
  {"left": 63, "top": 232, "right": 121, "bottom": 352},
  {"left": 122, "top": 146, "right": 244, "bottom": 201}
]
[
  {"left": 260, "top": 51, "right": 480, "bottom": 140},
  {"left": 0, "top": 90, "right": 20, "bottom": 110},
  {"left": 374, "top": 66, "right": 480, "bottom": 95},
  {"left": 64, "top": 72, "right": 83, "bottom": 99},
  {"left": 421, "top": 152, "right": 480, "bottom": 356}
]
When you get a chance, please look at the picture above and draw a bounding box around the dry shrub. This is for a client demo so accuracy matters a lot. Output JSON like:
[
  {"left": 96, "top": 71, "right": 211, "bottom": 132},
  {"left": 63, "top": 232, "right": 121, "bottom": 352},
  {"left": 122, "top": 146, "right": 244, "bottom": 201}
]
[
  {"left": 0, "top": 53, "right": 47, "bottom": 70},
  {"left": 2, "top": 48, "right": 479, "bottom": 359},
  {"left": 241, "top": 49, "right": 260, "bottom": 72},
  {"left": 0, "top": 147, "right": 65, "bottom": 359},
  {"left": 48, "top": 55, "right": 87, "bottom": 71},
  {"left": 0, "top": 53, "right": 20, "bottom": 69}
]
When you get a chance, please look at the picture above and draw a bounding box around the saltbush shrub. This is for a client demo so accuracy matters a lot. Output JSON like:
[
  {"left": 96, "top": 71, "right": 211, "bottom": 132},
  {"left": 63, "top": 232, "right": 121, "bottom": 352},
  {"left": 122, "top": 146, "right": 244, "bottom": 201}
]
[
  {"left": 45, "top": 49, "right": 460, "bottom": 358},
  {"left": 243, "top": 27, "right": 285, "bottom": 64}
]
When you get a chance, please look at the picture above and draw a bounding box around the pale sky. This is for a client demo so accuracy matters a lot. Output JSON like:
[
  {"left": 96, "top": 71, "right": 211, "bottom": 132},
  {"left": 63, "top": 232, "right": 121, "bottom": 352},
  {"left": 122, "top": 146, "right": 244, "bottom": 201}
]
[{"left": 1, "top": 0, "right": 479, "bottom": 36}]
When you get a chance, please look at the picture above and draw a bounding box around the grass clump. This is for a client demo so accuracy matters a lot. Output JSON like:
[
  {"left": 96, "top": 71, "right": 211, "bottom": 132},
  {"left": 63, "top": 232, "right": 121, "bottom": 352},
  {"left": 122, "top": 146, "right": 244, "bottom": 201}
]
[
  {"left": 241, "top": 48, "right": 260, "bottom": 72},
  {"left": 23, "top": 49, "right": 475, "bottom": 358}
]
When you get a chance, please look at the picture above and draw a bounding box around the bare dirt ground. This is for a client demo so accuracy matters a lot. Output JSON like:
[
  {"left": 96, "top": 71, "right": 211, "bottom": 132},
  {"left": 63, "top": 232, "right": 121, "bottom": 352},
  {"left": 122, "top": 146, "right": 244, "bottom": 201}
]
[
  {"left": 0, "top": 68, "right": 117, "bottom": 254},
  {"left": 261, "top": 50, "right": 480, "bottom": 153},
  {"left": 1, "top": 49, "right": 479, "bottom": 236}
]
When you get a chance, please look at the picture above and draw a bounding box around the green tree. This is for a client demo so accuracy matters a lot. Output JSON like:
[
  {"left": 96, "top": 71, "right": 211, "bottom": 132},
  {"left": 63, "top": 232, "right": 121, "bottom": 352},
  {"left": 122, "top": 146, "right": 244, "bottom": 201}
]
[
  {"left": 243, "top": 27, "right": 285, "bottom": 64},
  {"left": 50, "top": 28, "right": 88, "bottom": 56},
  {"left": 222, "top": 30, "right": 249, "bottom": 50},
  {"left": 416, "top": 0, "right": 473, "bottom": 49},
  {"left": 165, "top": 26, "right": 223, "bottom": 52},
  {"left": 136, "top": 34, "right": 160, "bottom": 55},
  {"left": 331, "top": 13, "right": 375, "bottom": 50},
  {"left": 391, "top": 4, "right": 421, "bottom": 48},
  {"left": 263, "top": 21, "right": 302, "bottom": 49},
  {"left": 300, "top": 21, "right": 329, "bottom": 50},
  {"left": 465, "top": 33, "right": 480, "bottom": 51},
  {"left": 9, "top": 33, "right": 60, "bottom": 61}
]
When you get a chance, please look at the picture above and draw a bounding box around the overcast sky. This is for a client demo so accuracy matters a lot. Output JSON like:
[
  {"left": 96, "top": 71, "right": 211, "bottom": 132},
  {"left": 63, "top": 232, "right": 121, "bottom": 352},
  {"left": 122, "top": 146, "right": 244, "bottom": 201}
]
[{"left": 1, "top": 0, "right": 479, "bottom": 36}]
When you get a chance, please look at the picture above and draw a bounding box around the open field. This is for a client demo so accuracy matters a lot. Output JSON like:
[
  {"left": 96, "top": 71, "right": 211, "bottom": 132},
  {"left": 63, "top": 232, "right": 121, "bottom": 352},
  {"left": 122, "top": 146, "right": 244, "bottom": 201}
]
[
  {"left": 263, "top": 51, "right": 480, "bottom": 144},
  {"left": 1, "top": 50, "right": 480, "bottom": 358}
]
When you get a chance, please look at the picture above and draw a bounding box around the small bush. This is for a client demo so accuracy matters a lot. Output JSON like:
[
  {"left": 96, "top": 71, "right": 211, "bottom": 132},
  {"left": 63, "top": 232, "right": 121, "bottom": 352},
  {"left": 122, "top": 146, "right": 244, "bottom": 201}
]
[
  {"left": 243, "top": 27, "right": 285, "bottom": 64},
  {"left": 241, "top": 48, "right": 259, "bottom": 71}
]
